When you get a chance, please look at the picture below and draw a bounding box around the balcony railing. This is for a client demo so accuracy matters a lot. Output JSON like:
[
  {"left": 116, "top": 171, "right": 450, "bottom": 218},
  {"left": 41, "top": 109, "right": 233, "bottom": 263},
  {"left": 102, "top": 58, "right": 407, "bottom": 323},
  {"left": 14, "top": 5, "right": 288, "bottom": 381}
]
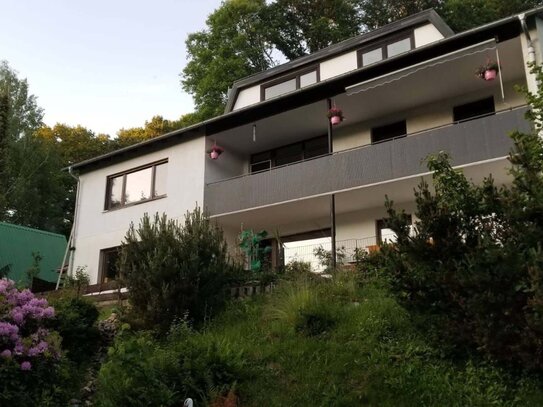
[{"left": 205, "top": 106, "right": 530, "bottom": 216}]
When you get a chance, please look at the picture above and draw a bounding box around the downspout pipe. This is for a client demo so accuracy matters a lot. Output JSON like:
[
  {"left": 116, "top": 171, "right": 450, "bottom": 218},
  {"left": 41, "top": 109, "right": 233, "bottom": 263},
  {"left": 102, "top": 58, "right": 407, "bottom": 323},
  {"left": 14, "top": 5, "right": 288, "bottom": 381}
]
[
  {"left": 55, "top": 166, "right": 80, "bottom": 290},
  {"left": 519, "top": 13, "right": 536, "bottom": 64}
]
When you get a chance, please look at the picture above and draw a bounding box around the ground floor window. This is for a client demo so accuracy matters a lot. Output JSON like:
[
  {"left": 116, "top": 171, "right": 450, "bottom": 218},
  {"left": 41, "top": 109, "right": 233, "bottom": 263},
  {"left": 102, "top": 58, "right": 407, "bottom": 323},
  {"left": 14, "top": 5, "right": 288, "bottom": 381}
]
[{"left": 99, "top": 247, "right": 120, "bottom": 283}]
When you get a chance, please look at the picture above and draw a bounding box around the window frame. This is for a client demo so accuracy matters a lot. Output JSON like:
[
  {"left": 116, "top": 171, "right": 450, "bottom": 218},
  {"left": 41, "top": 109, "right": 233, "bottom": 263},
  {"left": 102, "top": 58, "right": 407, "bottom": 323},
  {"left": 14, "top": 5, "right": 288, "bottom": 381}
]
[
  {"left": 260, "top": 66, "right": 320, "bottom": 101},
  {"left": 371, "top": 120, "right": 407, "bottom": 144},
  {"left": 98, "top": 246, "right": 121, "bottom": 283},
  {"left": 357, "top": 30, "right": 415, "bottom": 68},
  {"left": 104, "top": 159, "right": 168, "bottom": 211},
  {"left": 453, "top": 96, "right": 495, "bottom": 123},
  {"left": 250, "top": 135, "right": 328, "bottom": 173}
]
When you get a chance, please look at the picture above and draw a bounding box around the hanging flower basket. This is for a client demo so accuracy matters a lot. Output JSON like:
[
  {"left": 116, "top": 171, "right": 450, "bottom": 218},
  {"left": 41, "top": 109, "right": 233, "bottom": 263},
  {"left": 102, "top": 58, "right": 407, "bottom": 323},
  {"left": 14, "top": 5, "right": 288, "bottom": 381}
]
[
  {"left": 207, "top": 142, "right": 224, "bottom": 160},
  {"left": 476, "top": 60, "right": 500, "bottom": 81},
  {"left": 327, "top": 107, "right": 344, "bottom": 125}
]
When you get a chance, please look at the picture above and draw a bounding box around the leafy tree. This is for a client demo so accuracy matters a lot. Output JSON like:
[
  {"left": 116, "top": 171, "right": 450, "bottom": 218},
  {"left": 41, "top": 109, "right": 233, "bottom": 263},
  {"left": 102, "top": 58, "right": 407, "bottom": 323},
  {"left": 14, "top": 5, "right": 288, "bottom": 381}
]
[
  {"left": 119, "top": 209, "right": 233, "bottom": 331},
  {"left": 380, "top": 64, "right": 543, "bottom": 370},
  {"left": 0, "top": 61, "right": 44, "bottom": 141},
  {"left": 181, "top": 0, "right": 275, "bottom": 120},
  {"left": 35, "top": 124, "right": 111, "bottom": 166},
  {"left": 355, "top": 0, "right": 442, "bottom": 30},
  {"left": 441, "top": 0, "right": 543, "bottom": 32},
  {"left": 266, "top": 0, "right": 361, "bottom": 59},
  {"left": 3, "top": 133, "right": 69, "bottom": 234},
  {"left": 115, "top": 114, "right": 198, "bottom": 149}
]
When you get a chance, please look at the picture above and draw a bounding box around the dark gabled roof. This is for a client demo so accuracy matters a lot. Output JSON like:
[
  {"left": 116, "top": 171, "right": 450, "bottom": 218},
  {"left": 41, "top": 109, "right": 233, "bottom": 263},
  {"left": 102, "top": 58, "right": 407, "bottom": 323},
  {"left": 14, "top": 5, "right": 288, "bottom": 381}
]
[
  {"left": 70, "top": 7, "right": 543, "bottom": 174},
  {"left": 224, "top": 9, "right": 454, "bottom": 112}
]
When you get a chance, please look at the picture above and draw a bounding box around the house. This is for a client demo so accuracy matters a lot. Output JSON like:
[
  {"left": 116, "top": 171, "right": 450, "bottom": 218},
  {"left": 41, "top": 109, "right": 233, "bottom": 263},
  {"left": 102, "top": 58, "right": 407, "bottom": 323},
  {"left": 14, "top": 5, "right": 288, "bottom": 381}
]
[
  {"left": 68, "top": 8, "right": 542, "bottom": 284},
  {"left": 0, "top": 222, "right": 67, "bottom": 287}
]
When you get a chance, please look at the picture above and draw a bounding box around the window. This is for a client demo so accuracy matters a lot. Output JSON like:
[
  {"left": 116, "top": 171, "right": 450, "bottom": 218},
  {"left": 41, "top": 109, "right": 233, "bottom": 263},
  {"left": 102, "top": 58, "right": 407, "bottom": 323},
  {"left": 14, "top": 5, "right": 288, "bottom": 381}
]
[
  {"left": 358, "top": 31, "right": 414, "bottom": 67},
  {"left": 261, "top": 68, "right": 319, "bottom": 101},
  {"left": 376, "top": 216, "right": 412, "bottom": 244},
  {"left": 361, "top": 48, "right": 383, "bottom": 66},
  {"left": 105, "top": 160, "right": 167, "bottom": 210},
  {"left": 250, "top": 135, "right": 328, "bottom": 172},
  {"left": 371, "top": 120, "right": 407, "bottom": 144},
  {"left": 99, "top": 247, "right": 120, "bottom": 283},
  {"left": 453, "top": 97, "right": 495, "bottom": 123}
]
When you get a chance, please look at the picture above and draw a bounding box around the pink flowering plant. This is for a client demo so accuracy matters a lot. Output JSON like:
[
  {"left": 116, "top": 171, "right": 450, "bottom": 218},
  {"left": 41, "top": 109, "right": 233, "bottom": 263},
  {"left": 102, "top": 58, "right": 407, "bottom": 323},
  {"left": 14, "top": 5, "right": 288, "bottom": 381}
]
[{"left": 0, "top": 278, "right": 61, "bottom": 371}]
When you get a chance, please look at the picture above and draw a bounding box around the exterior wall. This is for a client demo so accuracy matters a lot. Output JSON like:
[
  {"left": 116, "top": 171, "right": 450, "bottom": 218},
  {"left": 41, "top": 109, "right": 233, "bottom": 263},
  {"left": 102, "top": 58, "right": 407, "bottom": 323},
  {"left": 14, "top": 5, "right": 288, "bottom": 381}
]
[
  {"left": 333, "top": 79, "right": 526, "bottom": 152},
  {"left": 319, "top": 51, "right": 358, "bottom": 81},
  {"left": 233, "top": 85, "right": 261, "bottom": 110},
  {"left": 72, "top": 135, "right": 206, "bottom": 283},
  {"left": 205, "top": 140, "right": 247, "bottom": 184},
  {"left": 414, "top": 24, "right": 444, "bottom": 47},
  {"left": 336, "top": 202, "right": 417, "bottom": 242}
]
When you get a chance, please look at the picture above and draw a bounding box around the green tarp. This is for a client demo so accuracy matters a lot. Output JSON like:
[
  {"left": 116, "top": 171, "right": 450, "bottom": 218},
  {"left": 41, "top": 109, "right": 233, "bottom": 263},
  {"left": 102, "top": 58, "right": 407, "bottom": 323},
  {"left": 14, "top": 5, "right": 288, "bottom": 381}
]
[{"left": 0, "top": 222, "right": 67, "bottom": 284}]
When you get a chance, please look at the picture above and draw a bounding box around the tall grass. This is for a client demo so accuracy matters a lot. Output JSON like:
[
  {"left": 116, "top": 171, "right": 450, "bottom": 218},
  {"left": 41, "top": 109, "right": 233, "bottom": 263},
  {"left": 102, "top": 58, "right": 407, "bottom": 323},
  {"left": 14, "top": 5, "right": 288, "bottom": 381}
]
[{"left": 96, "top": 272, "right": 543, "bottom": 406}]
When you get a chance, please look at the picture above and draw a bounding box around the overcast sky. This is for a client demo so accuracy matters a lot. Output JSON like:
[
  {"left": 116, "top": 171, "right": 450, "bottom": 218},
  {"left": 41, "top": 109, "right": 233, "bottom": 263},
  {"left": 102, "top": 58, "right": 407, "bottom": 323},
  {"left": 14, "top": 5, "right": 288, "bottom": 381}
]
[{"left": 0, "top": 0, "right": 221, "bottom": 137}]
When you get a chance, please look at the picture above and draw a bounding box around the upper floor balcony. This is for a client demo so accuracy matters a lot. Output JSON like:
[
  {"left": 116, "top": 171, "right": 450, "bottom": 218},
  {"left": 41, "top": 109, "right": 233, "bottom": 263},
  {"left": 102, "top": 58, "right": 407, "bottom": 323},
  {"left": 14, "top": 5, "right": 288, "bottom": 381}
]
[{"left": 205, "top": 106, "right": 531, "bottom": 216}]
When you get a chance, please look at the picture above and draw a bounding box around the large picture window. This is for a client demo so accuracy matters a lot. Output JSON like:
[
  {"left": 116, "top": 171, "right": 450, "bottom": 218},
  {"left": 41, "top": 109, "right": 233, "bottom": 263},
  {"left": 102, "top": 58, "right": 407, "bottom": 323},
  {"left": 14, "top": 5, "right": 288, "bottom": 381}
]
[{"left": 105, "top": 160, "right": 168, "bottom": 210}]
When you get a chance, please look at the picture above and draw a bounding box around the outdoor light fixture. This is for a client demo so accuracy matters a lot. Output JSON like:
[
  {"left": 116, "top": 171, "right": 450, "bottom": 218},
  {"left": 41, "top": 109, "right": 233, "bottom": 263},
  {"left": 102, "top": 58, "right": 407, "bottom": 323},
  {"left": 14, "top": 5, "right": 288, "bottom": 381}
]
[{"left": 208, "top": 142, "right": 224, "bottom": 160}]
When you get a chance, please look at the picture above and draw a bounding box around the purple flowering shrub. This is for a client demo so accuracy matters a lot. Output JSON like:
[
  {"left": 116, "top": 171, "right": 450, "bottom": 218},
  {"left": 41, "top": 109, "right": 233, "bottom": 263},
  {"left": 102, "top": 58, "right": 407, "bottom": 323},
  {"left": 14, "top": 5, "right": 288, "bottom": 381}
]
[{"left": 0, "top": 278, "right": 61, "bottom": 369}]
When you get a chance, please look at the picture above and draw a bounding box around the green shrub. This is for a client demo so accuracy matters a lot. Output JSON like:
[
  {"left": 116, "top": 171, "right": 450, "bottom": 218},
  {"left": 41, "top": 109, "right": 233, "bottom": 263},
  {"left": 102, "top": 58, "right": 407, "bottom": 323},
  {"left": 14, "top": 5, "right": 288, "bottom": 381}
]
[
  {"left": 95, "top": 324, "right": 246, "bottom": 406},
  {"left": 120, "top": 208, "right": 233, "bottom": 331},
  {"left": 49, "top": 296, "right": 100, "bottom": 364},
  {"left": 294, "top": 302, "right": 337, "bottom": 336}
]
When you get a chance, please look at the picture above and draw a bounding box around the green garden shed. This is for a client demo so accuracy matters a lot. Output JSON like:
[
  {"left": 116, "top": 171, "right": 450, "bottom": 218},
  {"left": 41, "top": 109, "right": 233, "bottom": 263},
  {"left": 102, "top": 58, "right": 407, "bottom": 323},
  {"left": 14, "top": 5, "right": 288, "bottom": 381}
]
[{"left": 0, "top": 222, "right": 67, "bottom": 286}]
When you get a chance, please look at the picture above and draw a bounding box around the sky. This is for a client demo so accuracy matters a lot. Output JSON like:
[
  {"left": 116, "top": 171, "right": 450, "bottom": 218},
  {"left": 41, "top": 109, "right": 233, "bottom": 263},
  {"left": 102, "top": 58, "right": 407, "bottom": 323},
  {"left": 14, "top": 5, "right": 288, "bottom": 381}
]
[{"left": 0, "top": 0, "right": 222, "bottom": 137}]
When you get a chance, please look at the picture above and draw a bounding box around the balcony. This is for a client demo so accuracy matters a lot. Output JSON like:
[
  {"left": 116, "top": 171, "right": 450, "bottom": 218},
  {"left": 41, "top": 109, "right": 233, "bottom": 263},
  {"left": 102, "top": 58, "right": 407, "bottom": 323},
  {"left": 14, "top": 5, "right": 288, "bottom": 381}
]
[{"left": 205, "top": 106, "right": 530, "bottom": 216}]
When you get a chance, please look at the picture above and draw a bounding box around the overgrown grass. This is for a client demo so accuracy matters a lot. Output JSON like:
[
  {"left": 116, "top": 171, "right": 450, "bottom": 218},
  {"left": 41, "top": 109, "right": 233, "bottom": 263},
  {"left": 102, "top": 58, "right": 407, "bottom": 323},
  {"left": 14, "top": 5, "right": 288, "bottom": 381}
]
[{"left": 96, "top": 273, "right": 543, "bottom": 406}]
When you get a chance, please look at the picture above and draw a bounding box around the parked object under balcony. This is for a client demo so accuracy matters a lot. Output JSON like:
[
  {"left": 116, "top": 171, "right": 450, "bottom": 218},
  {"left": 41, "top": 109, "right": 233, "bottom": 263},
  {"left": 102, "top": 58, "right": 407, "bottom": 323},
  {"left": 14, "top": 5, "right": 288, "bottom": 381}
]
[
  {"left": 327, "top": 107, "right": 344, "bottom": 125},
  {"left": 208, "top": 142, "right": 224, "bottom": 160},
  {"left": 476, "top": 60, "right": 500, "bottom": 81}
]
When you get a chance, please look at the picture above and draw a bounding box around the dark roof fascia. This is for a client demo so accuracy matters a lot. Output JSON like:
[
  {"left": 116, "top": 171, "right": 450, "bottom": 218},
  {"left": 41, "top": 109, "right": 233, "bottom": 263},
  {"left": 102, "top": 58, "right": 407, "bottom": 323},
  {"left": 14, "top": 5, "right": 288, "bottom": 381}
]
[
  {"left": 208, "top": 17, "right": 521, "bottom": 133},
  {"left": 72, "top": 7, "right": 543, "bottom": 174},
  {"left": 224, "top": 9, "right": 453, "bottom": 112}
]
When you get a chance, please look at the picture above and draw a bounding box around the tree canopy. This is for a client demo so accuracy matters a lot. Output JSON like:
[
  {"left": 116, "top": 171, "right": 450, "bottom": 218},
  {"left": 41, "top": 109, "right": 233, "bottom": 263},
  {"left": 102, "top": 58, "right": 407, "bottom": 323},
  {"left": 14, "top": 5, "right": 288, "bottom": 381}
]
[{"left": 181, "top": 0, "right": 543, "bottom": 119}]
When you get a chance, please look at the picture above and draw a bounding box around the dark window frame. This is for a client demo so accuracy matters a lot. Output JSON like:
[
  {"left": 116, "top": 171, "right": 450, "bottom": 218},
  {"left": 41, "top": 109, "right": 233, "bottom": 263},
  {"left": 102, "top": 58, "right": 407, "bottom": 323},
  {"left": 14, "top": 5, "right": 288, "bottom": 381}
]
[
  {"left": 98, "top": 246, "right": 121, "bottom": 283},
  {"left": 250, "top": 135, "right": 328, "bottom": 173},
  {"left": 260, "top": 66, "right": 321, "bottom": 101},
  {"left": 357, "top": 30, "right": 415, "bottom": 68},
  {"left": 453, "top": 96, "right": 495, "bottom": 123},
  {"left": 104, "top": 159, "right": 168, "bottom": 210},
  {"left": 371, "top": 120, "right": 407, "bottom": 144}
]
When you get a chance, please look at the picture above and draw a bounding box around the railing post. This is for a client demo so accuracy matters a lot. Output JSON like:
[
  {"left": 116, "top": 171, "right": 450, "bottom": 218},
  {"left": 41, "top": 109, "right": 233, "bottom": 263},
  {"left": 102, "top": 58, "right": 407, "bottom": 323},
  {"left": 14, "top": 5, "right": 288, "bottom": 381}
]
[{"left": 327, "top": 98, "right": 337, "bottom": 270}]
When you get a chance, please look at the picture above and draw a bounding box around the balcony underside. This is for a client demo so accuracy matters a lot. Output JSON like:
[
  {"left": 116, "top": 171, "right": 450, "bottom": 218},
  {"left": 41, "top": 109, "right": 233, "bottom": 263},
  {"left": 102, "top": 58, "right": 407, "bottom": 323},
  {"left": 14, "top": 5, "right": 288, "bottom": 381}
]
[{"left": 205, "top": 107, "right": 530, "bottom": 217}]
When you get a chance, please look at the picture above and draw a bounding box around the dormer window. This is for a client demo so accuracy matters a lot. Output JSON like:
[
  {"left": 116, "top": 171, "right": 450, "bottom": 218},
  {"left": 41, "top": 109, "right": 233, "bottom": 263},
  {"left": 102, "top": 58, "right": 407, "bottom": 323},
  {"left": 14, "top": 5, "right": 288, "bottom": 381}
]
[
  {"left": 358, "top": 31, "right": 414, "bottom": 67},
  {"left": 261, "top": 68, "right": 319, "bottom": 101}
]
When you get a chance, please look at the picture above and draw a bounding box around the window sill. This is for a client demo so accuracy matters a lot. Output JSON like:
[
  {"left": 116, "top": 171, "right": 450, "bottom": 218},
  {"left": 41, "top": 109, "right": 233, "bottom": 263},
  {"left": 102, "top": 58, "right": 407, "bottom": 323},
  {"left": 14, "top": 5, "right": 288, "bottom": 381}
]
[{"left": 103, "top": 194, "right": 167, "bottom": 213}]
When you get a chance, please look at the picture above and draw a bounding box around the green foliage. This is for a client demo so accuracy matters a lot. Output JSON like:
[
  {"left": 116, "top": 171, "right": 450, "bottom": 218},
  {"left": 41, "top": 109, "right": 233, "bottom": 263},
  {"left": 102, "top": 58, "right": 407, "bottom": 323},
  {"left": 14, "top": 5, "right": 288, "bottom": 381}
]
[
  {"left": 380, "top": 66, "right": 543, "bottom": 370},
  {"left": 64, "top": 266, "right": 91, "bottom": 297},
  {"left": 441, "top": 0, "right": 543, "bottom": 32},
  {"left": 0, "top": 356, "right": 74, "bottom": 407},
  {"left": 120, "top": 209, "right": 233, "bottom": 331},
  {"left": 95, "top": 324, "right": 246, "bottom": 407},
  {"left": 266, "top": 0, "right": 361, "bottom": 59},
  {"left": 49, "top": 296, "right": 100, "bottom": 364},
  {"left": 356, "top": 0, "right": 442, "bottom": 30},
  {"left": 181, "top": 0, "right": 274, "bottom": 119},
  {"left": 239, "top": 229, "right": 272, "bottom": 272}
]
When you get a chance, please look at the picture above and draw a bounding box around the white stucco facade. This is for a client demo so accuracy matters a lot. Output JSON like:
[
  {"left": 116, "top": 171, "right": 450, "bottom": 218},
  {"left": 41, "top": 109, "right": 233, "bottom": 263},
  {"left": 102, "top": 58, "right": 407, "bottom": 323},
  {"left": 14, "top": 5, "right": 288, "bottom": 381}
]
[{"left": 72, "top": 135, "right": 206, "bottom": 283}]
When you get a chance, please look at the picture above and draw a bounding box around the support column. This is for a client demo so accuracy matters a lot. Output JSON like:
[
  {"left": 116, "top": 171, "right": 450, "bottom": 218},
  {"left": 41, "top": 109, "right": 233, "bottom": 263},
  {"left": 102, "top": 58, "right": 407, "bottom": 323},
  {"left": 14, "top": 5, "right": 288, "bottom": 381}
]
[{"left": 327, "top": 98, "right": 337, "bottom": 270}]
